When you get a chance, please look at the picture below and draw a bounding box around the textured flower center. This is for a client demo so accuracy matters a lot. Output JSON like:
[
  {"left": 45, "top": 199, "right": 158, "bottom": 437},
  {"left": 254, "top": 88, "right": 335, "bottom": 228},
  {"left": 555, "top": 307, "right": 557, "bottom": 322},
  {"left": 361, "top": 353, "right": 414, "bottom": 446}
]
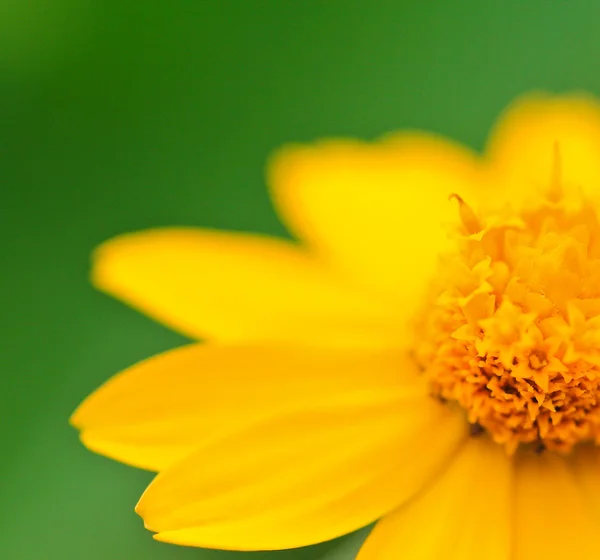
[{"left": 413, "top": 155, "right": 600, "bottom": 454}]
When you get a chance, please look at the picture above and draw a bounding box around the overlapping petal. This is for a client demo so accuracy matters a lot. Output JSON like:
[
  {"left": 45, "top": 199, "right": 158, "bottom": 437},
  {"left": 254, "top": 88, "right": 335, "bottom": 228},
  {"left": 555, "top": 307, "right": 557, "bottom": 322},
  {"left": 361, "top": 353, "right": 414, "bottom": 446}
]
[
  {"left": 92, "top": 228, "right": 401, "bottom": 345},
  {"left": 514, "top": 451, "right": 599, "bottom": 559},
  {"left": 356, "top": 437, "right": 511, "bottom": 560},
  {"left": 135, "top": 386, "right": 466, "bottom": 550},
  {"left": 76, "top": 92, "right": 600, "bottom": 560},
  {"left": 268, "top": 133, "right": 488, "bottom": 312},
  {"left": 569, "top": 446, "right": 600, "bottom": 524},
  {"left": 486, "top": 93, "right": 600, "bottom": 200},
  {"left": 71, "top": 343, "right": 433, "bottom": 471}
]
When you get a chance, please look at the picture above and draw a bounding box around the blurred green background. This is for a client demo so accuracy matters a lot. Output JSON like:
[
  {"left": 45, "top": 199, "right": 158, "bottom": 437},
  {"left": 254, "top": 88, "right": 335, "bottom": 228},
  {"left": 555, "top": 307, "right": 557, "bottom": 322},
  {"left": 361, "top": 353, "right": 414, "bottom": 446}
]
[{"left": 2, "top": 1, "right": 600, "bottom": 558}]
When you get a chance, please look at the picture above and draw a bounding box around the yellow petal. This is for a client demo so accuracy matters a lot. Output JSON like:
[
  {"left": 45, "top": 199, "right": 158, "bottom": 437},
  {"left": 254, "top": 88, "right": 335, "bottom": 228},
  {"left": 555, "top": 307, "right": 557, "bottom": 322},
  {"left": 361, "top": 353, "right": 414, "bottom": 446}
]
[
  {"left": 269, "top": 133, "right": 486, "bottom": 313},
  {"left": 92, "top": 228, "right": 400, "bottom": 345},
  {"left": 569, "top": 446, "right": 600, "bottom": 524},
  {"left": 514, "top": 450, "right": 599, "bottom": 559},
  {"left": 72, "top": 343, "right": 430, "bottom": 471},
  {"left": 136, "top": 386, "right": 466, "bottom": 550},
  {"left": 486, "top": 93, "right": 600, "bottom": 199},
  {"left": 356, "top": 437, "right": 511, "bottom": 560}
]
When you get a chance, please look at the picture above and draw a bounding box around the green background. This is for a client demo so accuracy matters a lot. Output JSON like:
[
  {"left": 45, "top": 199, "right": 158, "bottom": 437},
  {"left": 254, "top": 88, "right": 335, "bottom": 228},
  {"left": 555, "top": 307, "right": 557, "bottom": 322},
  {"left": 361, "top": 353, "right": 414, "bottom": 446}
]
[{"left": 2, "top": 1, "right": 600, "bottom": 558}]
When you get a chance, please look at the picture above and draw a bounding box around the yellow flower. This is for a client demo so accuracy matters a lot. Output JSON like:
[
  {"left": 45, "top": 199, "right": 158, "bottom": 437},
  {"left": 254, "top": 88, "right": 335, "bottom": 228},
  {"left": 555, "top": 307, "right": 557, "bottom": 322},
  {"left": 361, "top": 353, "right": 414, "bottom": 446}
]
[{"left": 71, "top": 93, "right": 600, "bottom": 559}]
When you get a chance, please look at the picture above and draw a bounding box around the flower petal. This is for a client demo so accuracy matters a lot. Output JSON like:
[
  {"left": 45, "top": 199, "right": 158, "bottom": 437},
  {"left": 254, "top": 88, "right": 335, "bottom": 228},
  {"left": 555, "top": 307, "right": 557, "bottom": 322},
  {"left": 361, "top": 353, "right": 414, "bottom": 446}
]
[
  {"left": 92, "top": 228, "right": 400, "bottom": 344},
  {"left": 71, "top": 343, "right": 432, "bottom": 472},
  {"left": 486, "top": 93, "right": 600, "bottom": 199},
  {"left": 269, "top": 133, "right": 486, "bottom": 311},
  {"left": 136, "top": 390, "right": 466, "bottom": 551},
  {"left": 356, "top": 437, "right": 511, "bottom": 560},
  {"left": 514, "top": 450, "right": 599, "bottom": 559},
  {"left": 569, "top": 446, "right": 600, "bottom": 524}
]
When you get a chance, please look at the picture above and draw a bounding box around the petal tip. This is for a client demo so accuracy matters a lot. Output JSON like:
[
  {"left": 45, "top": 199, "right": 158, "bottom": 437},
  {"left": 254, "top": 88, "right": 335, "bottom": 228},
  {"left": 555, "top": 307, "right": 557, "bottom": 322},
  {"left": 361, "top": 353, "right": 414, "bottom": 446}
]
[
  {"left": 134, "top": 496, "right": 146, "bottom": 518},
  {"left": 89, "top": 237, "right": 125, "bottom": 293},
  {"left": 489, "top": 90, "right": 600, "bottom": 141},
  {"left": 152, "top": 532, "right": 178, "bottom": 545},
  {"left": 267, "top": 139, "right": 366, "bottom": 185},
  {"left": 90, "top": 228, "right": 194, "bottom": 290},
  {"left": 484, "top": 90, "right": 600, "bottom": 197},
  {"left": 69, "top": 399, "right": 92, "bottom": 431},
  {"left": 69, "top": 408, "right": 82, "bottom": 429},
  {"left": 135, "top": 483, "right": 159, "bottom": 524}
]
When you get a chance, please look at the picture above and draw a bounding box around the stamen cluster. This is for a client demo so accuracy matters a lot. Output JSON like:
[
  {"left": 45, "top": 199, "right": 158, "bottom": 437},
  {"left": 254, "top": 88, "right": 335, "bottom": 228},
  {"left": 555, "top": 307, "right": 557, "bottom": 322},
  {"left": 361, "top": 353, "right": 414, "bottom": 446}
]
[{"left": 414, "top": 183, "right": 600, "bottom": 454}]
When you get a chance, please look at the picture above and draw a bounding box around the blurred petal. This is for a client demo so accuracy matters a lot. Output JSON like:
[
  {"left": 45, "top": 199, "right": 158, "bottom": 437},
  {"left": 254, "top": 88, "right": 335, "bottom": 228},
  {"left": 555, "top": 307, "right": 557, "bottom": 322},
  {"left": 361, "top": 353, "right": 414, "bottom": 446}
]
[
  {"left": 514, "top": 450, "right": 598, "bottom": 559},
  {"left": 486, "top": 93, "right": 600, "bottom": 200},
  {"left": 357, "top": 437, "right": 511, "bottom": 560},
  {"left": 92, "top": 228, "right": 400, "bottom": 344},
  {"left": 72, "top": 343, "right": 428, "bottom": 471},
  {"left": 569, "top": 446, "right": 600, "bottom": 523},
  {"left": 269, "top": 133, "right": 488, "bottom": 314},
  {"left": 136, "top": 388, "right": 466, "bottom": 550}
]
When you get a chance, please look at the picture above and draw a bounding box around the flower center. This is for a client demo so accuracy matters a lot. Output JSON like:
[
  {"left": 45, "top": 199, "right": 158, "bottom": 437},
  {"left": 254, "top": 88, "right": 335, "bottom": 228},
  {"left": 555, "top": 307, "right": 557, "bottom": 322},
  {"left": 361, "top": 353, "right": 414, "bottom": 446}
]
[{"left": 412, "top": 153, "right": 600, "bottom": 454}]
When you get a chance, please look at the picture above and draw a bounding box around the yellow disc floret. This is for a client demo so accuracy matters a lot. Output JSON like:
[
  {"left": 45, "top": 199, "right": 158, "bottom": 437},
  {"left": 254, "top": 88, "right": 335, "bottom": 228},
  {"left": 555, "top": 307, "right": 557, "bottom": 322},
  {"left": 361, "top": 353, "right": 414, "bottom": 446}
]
[{"left": 414, "top": 154, "right": 600, "bottom": 454}]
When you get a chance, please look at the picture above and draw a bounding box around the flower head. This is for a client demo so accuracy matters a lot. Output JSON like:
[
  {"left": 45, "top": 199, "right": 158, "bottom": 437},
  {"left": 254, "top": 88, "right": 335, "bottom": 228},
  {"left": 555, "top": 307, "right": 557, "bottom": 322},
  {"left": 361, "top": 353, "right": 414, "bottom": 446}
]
[
  {"left": 415, "top": 154, "right": 600, "bottom": 455},
  {"left": 72, "top": 93, "right": 600, "bottom": 559}
]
